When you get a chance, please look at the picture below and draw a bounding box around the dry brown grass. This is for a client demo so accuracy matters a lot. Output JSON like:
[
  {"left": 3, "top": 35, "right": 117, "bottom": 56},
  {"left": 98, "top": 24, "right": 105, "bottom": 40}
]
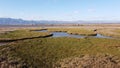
[{"left": 54, "top": 54, "right": 120, "bottom": 68}]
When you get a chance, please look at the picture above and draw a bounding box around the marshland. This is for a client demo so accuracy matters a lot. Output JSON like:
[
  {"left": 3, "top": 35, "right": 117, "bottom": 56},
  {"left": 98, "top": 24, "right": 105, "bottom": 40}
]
[
  {"left": 1, "top": 0, "right": 120, "bottom": 68},
  {"left": 0, "top": 24, "right": 120, "bottom": 68}
]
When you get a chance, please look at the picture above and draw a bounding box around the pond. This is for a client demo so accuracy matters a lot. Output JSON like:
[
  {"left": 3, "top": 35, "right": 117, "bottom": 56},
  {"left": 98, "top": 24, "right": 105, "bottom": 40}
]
[
  {"left": 37, "top": 30, "right": 112, "bottom": 39},
  {"left": 52, "top": 32, "right": 85, "bottom": 38}
]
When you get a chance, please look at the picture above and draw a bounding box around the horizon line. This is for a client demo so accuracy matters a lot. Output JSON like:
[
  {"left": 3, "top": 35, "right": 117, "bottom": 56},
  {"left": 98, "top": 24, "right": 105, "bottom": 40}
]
[{"left": 1, "top": 17, "right": 120, "bottom": 22}]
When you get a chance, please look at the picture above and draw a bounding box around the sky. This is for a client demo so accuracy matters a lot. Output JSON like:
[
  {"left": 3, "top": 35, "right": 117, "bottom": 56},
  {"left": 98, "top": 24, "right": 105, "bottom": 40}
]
[{"left": 0, "top": 0, "right": 120, "bottom": 21}]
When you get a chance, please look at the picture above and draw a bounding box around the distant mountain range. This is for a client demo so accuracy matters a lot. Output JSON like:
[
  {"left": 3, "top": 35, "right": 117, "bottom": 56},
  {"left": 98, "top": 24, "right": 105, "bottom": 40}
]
[
  {"left": 0, "top": 18, "right": 120, "bottom": 25},
  {"left": 0, "top": 18, "right": 74, "bottom": 25}
]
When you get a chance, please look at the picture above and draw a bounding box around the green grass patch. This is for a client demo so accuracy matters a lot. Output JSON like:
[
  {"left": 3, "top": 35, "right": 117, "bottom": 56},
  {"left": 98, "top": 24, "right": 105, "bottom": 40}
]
[{"left": 0, "top": 30, "right": 52, "bottom": 41}]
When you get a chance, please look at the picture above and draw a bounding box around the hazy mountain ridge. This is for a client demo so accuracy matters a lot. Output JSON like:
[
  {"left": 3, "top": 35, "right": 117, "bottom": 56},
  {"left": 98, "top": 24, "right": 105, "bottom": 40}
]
[
  {"left": 0, "top": 18, "right": 41, "bottom": 25},
  {"left": 0, "top": 18, "right": 120, "bottom": 25},
  {"left": 0, "top": 18, "right": 74, "bottom": 25}
]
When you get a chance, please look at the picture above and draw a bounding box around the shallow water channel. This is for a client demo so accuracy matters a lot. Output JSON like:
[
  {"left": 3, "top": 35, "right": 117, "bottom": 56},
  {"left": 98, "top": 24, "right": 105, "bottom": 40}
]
[
  {"left": 0, "top": 30, "right": 112, "bottom": 46},
  {"left": 38, "top": 30, "right": 112, "bottom": 38}
]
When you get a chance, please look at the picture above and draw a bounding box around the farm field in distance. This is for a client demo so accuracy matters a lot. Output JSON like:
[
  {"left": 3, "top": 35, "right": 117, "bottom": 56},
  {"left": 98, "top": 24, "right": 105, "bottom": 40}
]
[{"left": 0, "top": 24, "right": 120, "bottom": 68}]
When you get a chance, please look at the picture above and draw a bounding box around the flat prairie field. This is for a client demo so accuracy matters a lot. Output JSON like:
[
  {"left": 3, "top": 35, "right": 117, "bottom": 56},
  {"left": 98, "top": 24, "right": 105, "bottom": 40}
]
[{"left": 0, "top": 24, "right": 120, "bottom": 68}]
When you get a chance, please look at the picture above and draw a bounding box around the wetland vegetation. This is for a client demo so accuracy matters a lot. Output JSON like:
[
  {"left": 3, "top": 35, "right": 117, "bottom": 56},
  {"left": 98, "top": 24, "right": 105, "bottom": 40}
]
[
  {"left": 0, "top": 26, "right": 120, "bottom": 68},
  {"left": 98, "top": 28, "right": 120, "bottom": 38},
  {"left": 0, "top": 29, "right": 52, "bottom": 42},
  {"left": 47, "top": 28, "right": 97, "bottom": 36}
]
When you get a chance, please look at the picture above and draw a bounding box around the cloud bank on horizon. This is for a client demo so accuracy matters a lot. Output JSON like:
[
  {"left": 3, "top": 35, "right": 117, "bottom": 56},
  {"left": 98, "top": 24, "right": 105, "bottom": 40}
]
[{"left": 0, "top": 0, "right": 120, "bottom": 21}]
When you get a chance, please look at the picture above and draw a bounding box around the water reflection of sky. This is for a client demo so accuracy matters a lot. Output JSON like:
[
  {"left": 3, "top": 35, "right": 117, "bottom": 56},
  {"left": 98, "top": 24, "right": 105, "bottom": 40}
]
[
  {"left": 38, "top": 30, "right": 112, "bottom": 39},
  {"left": 52, "top": 32, "right": 84, "bottom": 38}
]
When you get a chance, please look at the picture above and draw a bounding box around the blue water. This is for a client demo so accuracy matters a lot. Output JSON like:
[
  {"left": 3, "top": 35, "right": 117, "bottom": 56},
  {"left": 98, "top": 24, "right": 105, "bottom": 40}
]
[
  {"left": 37, "top": 30, "right": 112, "bottom": 38},
  {"left": 94, "top": 34, "right": 112, "bottom": 38},
  {"left": 52, "top": 32, "right": 85, "bottom": 38}
]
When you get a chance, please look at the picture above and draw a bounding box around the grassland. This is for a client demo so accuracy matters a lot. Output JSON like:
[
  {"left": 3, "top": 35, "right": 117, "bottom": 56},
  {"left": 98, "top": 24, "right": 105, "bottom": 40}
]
[
  {"left": 0, "top": 29, "right": 52, "bottom": 41},
  {"left": 0, "top": 37, "right": 120, "bottom": 68},
  {"left": 98, "top": 28, "right": 120, "bottom": 38},
  {"left": 0, "top": 25, "right": 120, "bottom": 68}
]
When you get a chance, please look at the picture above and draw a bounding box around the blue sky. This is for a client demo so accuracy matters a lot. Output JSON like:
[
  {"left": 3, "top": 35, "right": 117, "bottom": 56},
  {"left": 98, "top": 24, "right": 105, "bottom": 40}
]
[{"left": 0, "top": 0, "right": 120, "bottom": 21}]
